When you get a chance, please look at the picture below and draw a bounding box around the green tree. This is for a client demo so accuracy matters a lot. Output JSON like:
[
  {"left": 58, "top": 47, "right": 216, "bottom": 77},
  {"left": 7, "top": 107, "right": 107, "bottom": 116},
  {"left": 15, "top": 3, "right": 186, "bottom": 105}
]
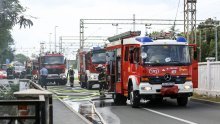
[
  {"left": 14, "top": 53, "right": 29, "bottom": 64},
  {"left": 0, "top": 0, "right": 33, "bottom": 64},
  {"left": 197, "top": 18, "right": 220, "bottom": 62}
]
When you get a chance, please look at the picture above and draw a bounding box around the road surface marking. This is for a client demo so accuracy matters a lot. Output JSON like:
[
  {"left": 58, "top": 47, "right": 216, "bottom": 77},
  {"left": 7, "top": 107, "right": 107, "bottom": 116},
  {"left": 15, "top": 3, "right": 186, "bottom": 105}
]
[{"left": 142, "top": 108, "right": 198, "bottom": 124}]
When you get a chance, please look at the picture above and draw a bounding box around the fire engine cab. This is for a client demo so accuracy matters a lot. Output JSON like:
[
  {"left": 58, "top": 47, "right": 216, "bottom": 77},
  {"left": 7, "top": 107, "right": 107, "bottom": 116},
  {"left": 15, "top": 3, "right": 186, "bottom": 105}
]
[
  {"left": 77, "top": 47, "right": 106, "bottom": 89},
  {"left": 106, "top": 31, "right": 198, "bottom": 107},
  {"left": 39, "top": 53, "right": 67, "bottom": 85}
]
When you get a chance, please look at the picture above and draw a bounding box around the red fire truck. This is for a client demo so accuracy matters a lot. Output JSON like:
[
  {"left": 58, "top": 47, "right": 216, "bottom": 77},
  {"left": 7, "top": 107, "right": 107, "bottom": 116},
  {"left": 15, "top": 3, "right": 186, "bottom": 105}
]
[
  {"left": 105, "top": 31, "right": 198, "bottom": 107},
  {"left": 77, "top": 47, "right": 106, "bottom": 89},
  {"left": 39, "top": 53, "right": 67, "bottom": 85}
]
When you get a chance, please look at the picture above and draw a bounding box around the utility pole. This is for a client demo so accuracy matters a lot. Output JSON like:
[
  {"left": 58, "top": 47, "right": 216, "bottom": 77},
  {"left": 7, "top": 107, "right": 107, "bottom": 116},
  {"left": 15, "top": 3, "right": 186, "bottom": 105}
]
[
  {"left": 54, "top": 26, "right": 58, "bottom": 52},
  {"left": 80, "top": 19, "right": 84, "bottom": 49},
  {"left": 184, "top": 0, "right": 197, "bottom": 43},
  {"left": 40, "top": 42, "right": 45, "bottom": 56},
  {"left": 199, "top": 29, "right": 202, "bottom": 62},
  {"left": 49, "top": 33, "right": 52, "bottom": 52},
  {"left": 215, "top": 25, "right": 219, "bottom": 61},
  {"left": 133, "top": 14, "right": 135, "bottom": 31},
  {"left": 59, "top": 36, "right": 62, "bottom": 53}
]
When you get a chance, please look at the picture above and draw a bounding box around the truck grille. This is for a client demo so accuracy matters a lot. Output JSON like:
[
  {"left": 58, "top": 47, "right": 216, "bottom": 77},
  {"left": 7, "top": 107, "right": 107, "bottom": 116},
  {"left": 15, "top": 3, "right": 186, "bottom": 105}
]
[
  {"left": 148, "top": 76, "right": 186, "bottom": 84},
  {"left": 48, "top": 69, "right": 63, "bottom": 74}
]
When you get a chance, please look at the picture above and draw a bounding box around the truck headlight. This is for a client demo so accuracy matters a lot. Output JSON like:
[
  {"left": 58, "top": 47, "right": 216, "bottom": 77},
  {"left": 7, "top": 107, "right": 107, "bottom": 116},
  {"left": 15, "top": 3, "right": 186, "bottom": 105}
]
[
  {"left": 90, "top": 75, "right": 95, "bottom": 79},
  {"left": 141, "top": 86, "right": 152, "bottom": 91},
  {"left": 60, "top": 74, "right": 66, "bottom": 78},
  {"left": 184, "top": 85, "right": 192, "bottom": 90}
]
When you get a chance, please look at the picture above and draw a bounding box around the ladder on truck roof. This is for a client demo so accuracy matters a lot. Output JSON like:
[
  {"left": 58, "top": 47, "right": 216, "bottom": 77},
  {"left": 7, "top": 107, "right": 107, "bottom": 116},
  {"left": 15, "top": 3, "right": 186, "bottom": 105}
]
[{"left": 107, "top": 31, "right": 141, "bottom": 42}]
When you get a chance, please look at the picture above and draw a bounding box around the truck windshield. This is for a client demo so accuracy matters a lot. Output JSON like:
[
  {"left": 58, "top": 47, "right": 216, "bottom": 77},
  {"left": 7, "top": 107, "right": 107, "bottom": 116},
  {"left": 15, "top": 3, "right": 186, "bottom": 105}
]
[
  {"left": 92, "top": 52, "right": 106, "bottom": 64},
  {"left": 44, "top": 56, "right": 64, "bottom": 64},
  {"left": 141, "top": 45, "right": 190, "bottom": 66}
]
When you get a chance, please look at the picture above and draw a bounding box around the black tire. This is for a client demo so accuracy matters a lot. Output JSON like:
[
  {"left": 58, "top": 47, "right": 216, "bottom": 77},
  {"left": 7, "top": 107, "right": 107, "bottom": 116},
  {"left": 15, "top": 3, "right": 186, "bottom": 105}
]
[
  {"left": 177, "top": 97, "right": 188, "bottom": 106},
  {"left": 80, "top": 82, "right": 84, "bottom": 88},
  {"left": 87, "top": 82, "right": 92, "bottom": 90},
  {"left": 113, "top": 93, "right": 127, "bottom": 105},
  {"left": 61, "top": 80, "right": 67, "bottom": 85},
  {"left": 129, "top": 85, "right": 140, "bottom": 108},
  {"left": 80, "top": 82, "right": 86, "bottom": 88}
]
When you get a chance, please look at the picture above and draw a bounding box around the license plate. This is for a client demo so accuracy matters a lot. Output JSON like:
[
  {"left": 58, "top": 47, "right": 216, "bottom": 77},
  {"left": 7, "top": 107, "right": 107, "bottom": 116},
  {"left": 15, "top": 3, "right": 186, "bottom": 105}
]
[{"left": 162, "top": 82, "right": 175, "bottom": 87}]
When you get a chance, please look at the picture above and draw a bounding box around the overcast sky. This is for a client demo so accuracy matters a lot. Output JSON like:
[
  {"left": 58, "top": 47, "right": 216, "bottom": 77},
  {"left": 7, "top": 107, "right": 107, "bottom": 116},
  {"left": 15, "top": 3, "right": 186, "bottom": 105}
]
[{"left": 12, "top": 0, "right": 220, "bottom": 58}]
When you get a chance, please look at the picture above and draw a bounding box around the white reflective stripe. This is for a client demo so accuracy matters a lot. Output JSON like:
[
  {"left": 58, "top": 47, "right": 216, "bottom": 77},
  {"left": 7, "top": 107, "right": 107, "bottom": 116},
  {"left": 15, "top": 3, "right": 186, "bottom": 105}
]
[{"left": 142, "top": 108, "right": 198, "bottom": 124}]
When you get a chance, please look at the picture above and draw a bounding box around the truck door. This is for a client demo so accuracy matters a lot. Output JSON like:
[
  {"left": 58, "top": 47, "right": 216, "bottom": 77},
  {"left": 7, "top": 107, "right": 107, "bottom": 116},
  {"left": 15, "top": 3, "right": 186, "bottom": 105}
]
[
  {"left": 116, "top": 48, "right": 121, "bottom": 82},
  {"left": 122, "top": 46, "right": 131, "bottom": 93},
  {"left": 189, "top": 45, "right": 198, "bottom": 88},
  {"left": 106, "top": 51, "right": 115, "bottom": 91},
  {"left": 130, "top": 47, "right": 140, "bottom": 73}
]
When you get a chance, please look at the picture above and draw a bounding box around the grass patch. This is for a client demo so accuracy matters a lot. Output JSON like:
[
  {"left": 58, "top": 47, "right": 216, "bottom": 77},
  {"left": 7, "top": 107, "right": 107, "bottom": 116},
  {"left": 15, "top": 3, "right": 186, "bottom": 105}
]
[{"left": 192, "top": 93, "right": 220, "bottom": 103}]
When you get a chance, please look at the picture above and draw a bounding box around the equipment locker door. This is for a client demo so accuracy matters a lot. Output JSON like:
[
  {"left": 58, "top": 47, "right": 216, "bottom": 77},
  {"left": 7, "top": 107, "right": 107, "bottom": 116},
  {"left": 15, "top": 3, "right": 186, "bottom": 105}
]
[{"left": 189, "top": 45, "right": 198, "bottom": 88}]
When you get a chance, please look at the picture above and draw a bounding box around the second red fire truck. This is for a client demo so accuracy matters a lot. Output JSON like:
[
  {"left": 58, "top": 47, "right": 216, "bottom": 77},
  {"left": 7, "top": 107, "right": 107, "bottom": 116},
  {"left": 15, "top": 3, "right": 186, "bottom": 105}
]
[
  {"left": 105, "top": 31, "right": 198, "bottom": 107},
  {"left": 39, "top": 52, "right": 67, "bottom": 85},
  {"left": 77, "top": 47, "right": 106, "bottom": 89}
]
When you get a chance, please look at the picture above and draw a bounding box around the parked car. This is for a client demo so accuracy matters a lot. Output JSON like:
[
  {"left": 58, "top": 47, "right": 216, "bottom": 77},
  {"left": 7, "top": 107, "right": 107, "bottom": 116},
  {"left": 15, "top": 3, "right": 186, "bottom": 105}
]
[
  {"left": 14, "top": 66, "right": 26, "bottom": 78},
  {"left": 0, "top": 70, "right": 7, "bottom": 79}
]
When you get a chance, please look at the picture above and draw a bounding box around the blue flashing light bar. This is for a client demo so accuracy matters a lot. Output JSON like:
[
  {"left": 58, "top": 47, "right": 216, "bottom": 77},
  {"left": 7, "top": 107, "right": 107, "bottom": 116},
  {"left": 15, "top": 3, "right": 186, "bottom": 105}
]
[
  {"left": 135, "top": 37, "right": 153, "bottom": 43},
  {"left": 176, "top": 36, "right": 187, "bottom": 42},
  {"left": 93, "top": 47, "right": 101, "bottom": 50}
]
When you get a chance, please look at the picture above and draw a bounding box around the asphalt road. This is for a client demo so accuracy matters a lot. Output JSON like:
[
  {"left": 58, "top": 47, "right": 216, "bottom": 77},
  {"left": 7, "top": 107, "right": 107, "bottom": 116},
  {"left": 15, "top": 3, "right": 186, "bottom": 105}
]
[
  {"left": 95, "top": 98, "right": 220, "bottom": 124},
  {"left": 47, "top": 83, "right": 220, "bottom": 124}
]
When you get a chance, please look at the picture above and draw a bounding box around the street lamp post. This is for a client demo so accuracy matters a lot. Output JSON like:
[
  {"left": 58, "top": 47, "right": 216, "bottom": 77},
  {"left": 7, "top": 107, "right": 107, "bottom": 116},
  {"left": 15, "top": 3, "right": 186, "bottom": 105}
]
[
  {"left": 54, "top": 26, "right": 58, "bottom": 52},
  {"left": 215, "top": 25, "right": 219, "bottom": 61}
]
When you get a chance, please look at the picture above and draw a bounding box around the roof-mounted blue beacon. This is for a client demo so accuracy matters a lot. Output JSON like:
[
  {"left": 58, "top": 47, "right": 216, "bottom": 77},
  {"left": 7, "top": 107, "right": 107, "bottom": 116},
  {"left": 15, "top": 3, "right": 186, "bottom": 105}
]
[
  {"left": 176, "top": 36, "right": 187, "bottom": 42},
  {"left": 135, "top": 37, "right": 153, "bottom": 43}
]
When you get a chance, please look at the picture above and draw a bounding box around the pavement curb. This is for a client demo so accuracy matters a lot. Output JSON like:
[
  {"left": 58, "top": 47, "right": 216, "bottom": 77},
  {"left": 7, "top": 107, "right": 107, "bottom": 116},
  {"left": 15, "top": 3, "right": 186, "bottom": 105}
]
[
  {"left": 56, "top": 97, "right": 92, "bottom": 124},
  {"left": 190, "top": 97, "right": 220, "bottom": 105}
]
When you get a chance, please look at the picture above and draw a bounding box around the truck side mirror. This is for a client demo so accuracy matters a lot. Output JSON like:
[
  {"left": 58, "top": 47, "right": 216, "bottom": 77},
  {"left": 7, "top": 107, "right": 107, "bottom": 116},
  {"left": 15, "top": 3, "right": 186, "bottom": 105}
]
[{"left": 64, "top": 59, "right": 67, "bottom": 64}]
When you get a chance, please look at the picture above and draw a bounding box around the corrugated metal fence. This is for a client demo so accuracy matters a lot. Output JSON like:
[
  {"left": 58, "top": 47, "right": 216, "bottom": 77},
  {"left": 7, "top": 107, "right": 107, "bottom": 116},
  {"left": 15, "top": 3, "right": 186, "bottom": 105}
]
[{"left": 197, "top": 61, "right": 220, "bottom": 96}]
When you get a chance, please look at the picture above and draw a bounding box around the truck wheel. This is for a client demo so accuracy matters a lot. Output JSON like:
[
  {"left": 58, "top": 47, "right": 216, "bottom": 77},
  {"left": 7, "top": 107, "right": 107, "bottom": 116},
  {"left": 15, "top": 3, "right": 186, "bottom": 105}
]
[
  {"left": 113, "top": 93, "right": 127, "bottom": 105},
  {"left": 177, "top": 97, "right": 188, "bottom": 106},
  {"left": 61, "top": 80, "right": 67, "bottom": 85},
  {"left": 81, "top": 82, "right": 86, "bottom": 88},
  {"left": 80, "top": 82, "right": 83, "bottom": 88},
  {"left": 130, "top": 85, "right": 140, "bottom": 108},
  {"left": 87, "top": 82, "right": 92, "bottom": 90}
]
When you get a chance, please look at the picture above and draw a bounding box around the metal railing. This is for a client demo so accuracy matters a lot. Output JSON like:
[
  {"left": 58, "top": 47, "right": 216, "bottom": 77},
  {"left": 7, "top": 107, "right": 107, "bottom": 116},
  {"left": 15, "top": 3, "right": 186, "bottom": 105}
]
[
  {"left": 0, "top": 94, "right": 51, "bottom": 124},
  {"left": 0, "top": 79, "right": 53, "bottom": 124}
]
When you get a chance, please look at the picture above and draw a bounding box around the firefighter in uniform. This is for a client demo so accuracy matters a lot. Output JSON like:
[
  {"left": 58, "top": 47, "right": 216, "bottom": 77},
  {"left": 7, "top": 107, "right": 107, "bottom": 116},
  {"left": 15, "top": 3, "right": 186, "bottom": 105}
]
[
  {"left": 67, "top": 67, "right": 75, "bottom": 87},
  {"left": 7, "top": 64, "right": 14, "bottom": 79},
  {"left": 96, "top": 64, "right": 107, "bottom": 97}
]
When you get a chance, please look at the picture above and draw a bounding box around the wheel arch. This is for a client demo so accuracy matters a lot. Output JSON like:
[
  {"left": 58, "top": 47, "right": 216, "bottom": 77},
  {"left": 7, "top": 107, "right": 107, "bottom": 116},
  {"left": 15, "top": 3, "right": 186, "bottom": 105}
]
[{"left": 128, "top": 75, "right": 139, "bottom": 91}]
